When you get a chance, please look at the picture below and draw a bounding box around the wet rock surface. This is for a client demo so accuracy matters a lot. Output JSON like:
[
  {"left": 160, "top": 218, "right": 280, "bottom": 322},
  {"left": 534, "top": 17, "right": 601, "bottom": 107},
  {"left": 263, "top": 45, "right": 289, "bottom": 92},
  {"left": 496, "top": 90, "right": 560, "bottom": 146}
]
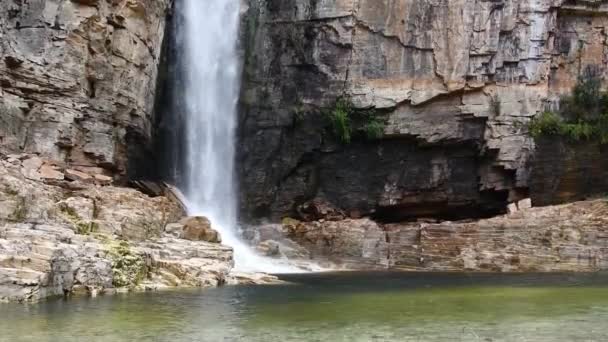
[{"left": 238, "top": 0, "right": 608, "bottom": 222}]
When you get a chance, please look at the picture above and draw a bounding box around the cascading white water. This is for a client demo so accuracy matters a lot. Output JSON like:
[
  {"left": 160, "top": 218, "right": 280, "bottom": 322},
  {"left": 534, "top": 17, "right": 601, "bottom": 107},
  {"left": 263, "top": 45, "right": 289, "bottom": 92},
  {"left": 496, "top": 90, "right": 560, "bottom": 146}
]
[{"left": 179, "top": 0, "right": 299, "bottom": 273}]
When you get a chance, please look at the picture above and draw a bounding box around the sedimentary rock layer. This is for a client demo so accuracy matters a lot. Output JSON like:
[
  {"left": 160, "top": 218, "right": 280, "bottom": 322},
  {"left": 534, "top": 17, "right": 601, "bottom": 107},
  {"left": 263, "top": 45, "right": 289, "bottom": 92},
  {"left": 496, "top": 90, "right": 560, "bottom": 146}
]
[
  {"left": 275, "top": 199, "right": 608, "bottom": 272},
  {"left": 0, "top": 154, "right": 235, "bottom": 303},
  {"left": 0, "top": 0, "right": 171, "bottom": 179},
  {"left": 238, "top": 0, "right": 608, "bottom": 221}
]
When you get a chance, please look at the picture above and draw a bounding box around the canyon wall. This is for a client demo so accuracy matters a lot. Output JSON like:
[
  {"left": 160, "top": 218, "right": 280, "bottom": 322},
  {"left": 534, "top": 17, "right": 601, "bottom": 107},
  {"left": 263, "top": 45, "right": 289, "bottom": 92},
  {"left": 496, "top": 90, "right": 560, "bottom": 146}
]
[
  {"left": 0, "top": 0, "right": 172, "bottom": 180},
  {"left": 238, "top": 0, "right": 608, "bottom": 222}
]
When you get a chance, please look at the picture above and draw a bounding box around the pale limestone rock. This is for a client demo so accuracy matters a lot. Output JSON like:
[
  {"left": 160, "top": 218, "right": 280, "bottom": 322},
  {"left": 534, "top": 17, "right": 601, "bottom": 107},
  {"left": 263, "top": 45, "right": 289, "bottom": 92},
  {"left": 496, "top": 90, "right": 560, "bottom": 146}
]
[
  {"left": 136, "top": 236, "right": 233, "bottom": 288},
  {"left": 65, "top": 169, "right": 93, "bottom": 183},
  {"left": 21, "top": 156, "right": 43, "bottom": 172},
  {"left": 282, "top": 218, "right": 389, "bottom": 268},
  {"left": 178, "top": 216, "right": 222, "bottom": 243},
  {"left": 39, "top": 164, "right": 64, "bottom": 181},
  {"left": 93, "top": 174, "right": 113, "bottom": 186},
  {"left": 257, "top": 240, "right": 281, "bottom": 257},
  {"left": 0, "top": 156, "right": 277, "bottom": 303},
  {"left": 225, "top": 272, "right": 282, "bottom": 285},
  {"left": 0, "top": 0, "right": 172, "bottom": 178},
  {"left": 517, "top": 198, "right": 533, "bottom": 210},
  {"left": 507, "top": 203, "right": 519, "bottom": 214}
]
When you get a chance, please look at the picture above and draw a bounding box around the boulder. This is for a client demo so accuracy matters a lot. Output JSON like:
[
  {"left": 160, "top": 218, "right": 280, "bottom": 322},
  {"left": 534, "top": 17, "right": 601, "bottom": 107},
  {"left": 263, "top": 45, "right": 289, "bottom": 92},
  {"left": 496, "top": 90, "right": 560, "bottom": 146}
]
[
  {"left": 21, "top": 156, "right": 42, "bottom": 172},
  {"left": 178, "top": 216, "right": 222, "bottom": 243}
]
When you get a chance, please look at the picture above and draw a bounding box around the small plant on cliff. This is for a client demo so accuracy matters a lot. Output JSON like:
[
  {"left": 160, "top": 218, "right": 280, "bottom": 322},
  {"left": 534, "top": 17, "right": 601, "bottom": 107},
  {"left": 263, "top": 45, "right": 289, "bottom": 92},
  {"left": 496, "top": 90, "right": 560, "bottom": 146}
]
[
  {"left": 326, "top": 97, "right": 386, "bottom": 143},
  {"left": 529, "top": 111, "right": 562, "bottom": 137},
  {"left": 327, "top": 97, "right": 352, "bottom": 143},
  {"left": 529, "top": 69, "right": 608, "bottom": 144},
  {"left": 364, "top": 120, "right": 385, "bottom": 140}
]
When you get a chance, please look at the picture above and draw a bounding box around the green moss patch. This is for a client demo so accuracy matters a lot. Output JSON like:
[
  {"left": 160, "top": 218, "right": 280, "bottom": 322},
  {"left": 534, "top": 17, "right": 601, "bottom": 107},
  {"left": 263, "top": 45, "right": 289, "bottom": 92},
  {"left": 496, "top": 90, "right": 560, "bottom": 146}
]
[
  {"left": 104, "top": 240, "right": 147, "bottom": 288},
  {"left": 58, "top": 203, "right": 99, "bottom": 235}
]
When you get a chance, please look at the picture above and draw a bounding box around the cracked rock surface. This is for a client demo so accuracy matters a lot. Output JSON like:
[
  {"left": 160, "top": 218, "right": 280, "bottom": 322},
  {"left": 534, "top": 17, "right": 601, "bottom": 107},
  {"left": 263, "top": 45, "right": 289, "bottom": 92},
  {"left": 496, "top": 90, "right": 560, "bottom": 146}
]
[
  {"left": 0, "top": 0, "right": 171, "bottom": 179},
  {"left": 0, "top": 155, "right": 238, "bottom": 303},
  {"left": 238, "top": 0, "right": 608, "bottom": 222},
  {"left": 272, "top": 199, "right": 608, "bottom": 272}
]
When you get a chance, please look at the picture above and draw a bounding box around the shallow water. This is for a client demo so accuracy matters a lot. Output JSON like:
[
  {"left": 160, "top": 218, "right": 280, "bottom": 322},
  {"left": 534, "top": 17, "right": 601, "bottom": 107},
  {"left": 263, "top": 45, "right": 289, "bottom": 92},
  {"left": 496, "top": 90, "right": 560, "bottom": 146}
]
[{"left": 2, "top": 272, "right": 608, "bottom": 342}]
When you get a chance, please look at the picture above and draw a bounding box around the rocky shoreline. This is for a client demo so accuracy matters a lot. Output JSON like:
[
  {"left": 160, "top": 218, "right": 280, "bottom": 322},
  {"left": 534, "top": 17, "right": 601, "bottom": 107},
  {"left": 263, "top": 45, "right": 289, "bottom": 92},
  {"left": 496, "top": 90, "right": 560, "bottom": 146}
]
[
  {"left": 0, "top": 154, "right": 279, "bottom": 303},
  {"left": 248, "top": 198, "right": 608, "bottom": 273}
]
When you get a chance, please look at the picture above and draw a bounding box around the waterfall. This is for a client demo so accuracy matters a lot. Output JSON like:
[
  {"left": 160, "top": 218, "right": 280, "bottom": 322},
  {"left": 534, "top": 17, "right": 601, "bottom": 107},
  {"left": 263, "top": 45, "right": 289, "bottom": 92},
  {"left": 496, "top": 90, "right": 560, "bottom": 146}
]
[{"left": 177, "top": 0, "right": 298, "bottom": 273}]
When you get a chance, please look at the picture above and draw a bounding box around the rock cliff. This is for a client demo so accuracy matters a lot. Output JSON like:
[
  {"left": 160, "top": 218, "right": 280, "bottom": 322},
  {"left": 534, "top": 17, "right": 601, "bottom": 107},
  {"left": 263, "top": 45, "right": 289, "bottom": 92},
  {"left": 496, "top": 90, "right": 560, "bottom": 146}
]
[
  {"left": 0, "top": 0, "right": 171, "bottom": 180},
  {"left": 238, "top": 0, "right": 608, "bottom": 222},
  {"left": 251, "top": 199, "right": 608, "bottom": 272}
]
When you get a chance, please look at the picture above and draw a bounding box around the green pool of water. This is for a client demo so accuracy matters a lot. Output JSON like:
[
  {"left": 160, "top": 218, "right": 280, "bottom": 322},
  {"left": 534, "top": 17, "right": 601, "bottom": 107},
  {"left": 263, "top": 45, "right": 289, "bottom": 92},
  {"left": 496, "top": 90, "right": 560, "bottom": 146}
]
[{"left": 2, "top": 272, "right": 608, "bottom": 341}]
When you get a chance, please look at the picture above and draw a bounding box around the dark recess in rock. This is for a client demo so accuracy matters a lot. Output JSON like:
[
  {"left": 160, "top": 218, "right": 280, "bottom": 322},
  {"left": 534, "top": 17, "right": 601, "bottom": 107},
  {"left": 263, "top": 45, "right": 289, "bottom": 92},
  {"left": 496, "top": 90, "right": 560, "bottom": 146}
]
[{"left": 130, "top": 2, "right": 186, "bottom": 186}]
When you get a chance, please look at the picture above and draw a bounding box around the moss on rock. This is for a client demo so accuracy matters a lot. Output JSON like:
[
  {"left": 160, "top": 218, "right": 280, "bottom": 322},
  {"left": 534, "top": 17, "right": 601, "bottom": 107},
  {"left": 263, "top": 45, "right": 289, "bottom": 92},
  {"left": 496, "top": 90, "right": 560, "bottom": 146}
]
[{"left": 104, "top": 240, "right": 147, "bottom": 288}]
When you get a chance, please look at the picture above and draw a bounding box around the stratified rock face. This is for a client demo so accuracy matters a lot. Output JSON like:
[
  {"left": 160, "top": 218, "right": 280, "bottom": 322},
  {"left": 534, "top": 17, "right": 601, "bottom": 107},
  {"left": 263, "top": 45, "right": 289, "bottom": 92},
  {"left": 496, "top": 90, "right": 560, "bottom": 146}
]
[
  {"left": 280, "top": 200, "right": 608, "bottom": 272},
  {"left": 238, "top": 0, "right": 608, "bottom": 221},
  {"left": 0, "top": 0, "right": 171, "bottom": 179},
  {"left": 0, "top": 155, "right": 234, "bottom": 303}
]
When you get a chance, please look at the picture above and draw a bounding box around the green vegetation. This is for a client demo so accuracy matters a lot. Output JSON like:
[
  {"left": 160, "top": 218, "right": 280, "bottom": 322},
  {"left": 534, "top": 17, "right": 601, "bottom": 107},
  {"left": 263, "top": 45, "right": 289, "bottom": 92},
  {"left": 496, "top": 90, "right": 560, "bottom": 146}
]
[
  {"left": 76, "top": 221, "right": 99, "bottom": 235},
  {"left": 530, "top": 72, "right": 608, "bottom": 143},
  {"left": 326, "top": 97, "right": 386, "bottom": 144},
  {"left": 327, "top": 98, "right": 352, "bottom": 143},
  {"left": 59, "top": 202, "right": 99, "bottom": 235},
  {"left": 364, "top": 120, "right": 385, "bottom": 140},
  {"left": 105, "top": 240, "right": 147, "bottom": 288},
  {"left": 293, "top": 100, "right": 307, "bottom": 125},
  {"left": 60, "top": 204, "right": 79, "bottom": 219}
]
